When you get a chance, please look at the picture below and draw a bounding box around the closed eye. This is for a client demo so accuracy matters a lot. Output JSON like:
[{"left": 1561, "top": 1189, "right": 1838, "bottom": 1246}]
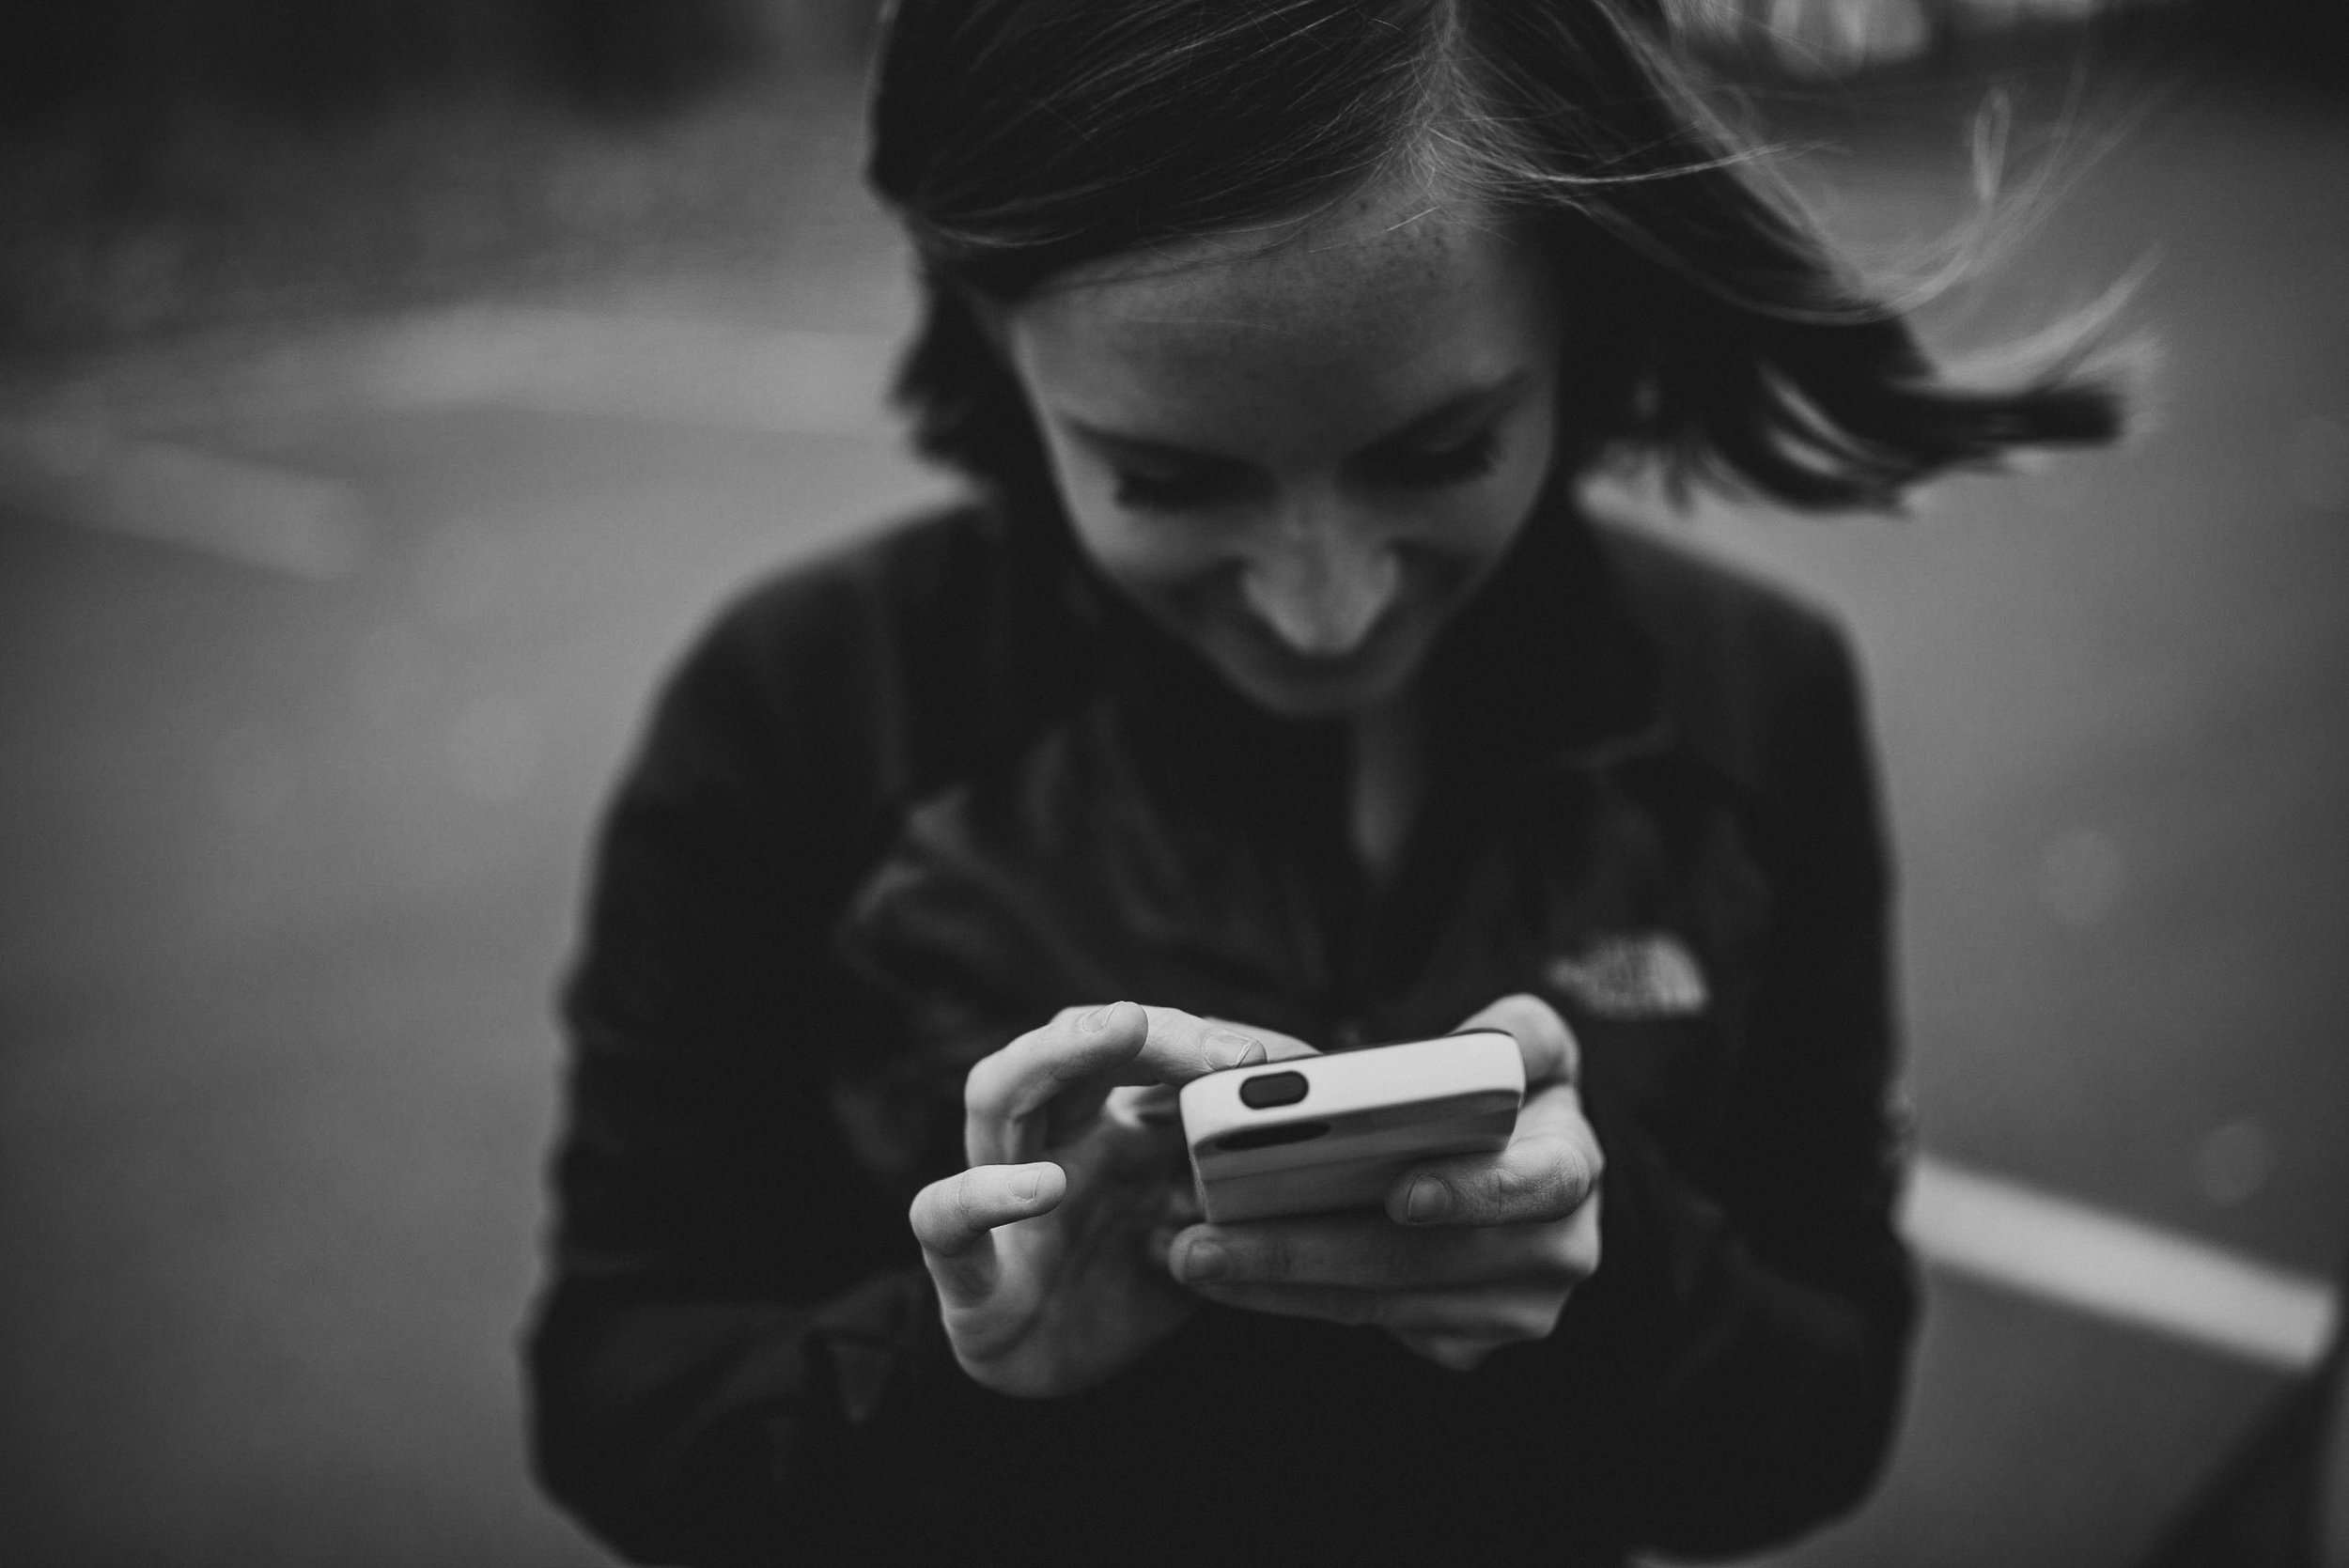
[
  {"left": 1112, "top": 464, "right": 1250, "bottom": 513},
  {"left": 1357, "top": 431, "right": 1501, "bottom": 490}
]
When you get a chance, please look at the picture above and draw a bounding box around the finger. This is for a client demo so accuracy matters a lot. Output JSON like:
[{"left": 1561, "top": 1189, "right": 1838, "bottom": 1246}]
[
  {"left": 1391, "top": 1330, "right": 1506, "bottom": 1374},
  {"left": 1169, "top": 1214, "right": 1579, "bottom": 1293},
  {"left": 965, "top": 1003, "right": 1146, "bottom": 1156},
  {"left": 1454, "top": 992, "right": 1579, "bottom": 1088},
  {"left": 966, "top": 1002, "right": 1266, "bottom": 1165},
  {"left": 1386, "top": 1081, "right": 1602, "bottom": 1227},
  {"left": 1369, "top": 1283, "right": 1576, "bottom": 1340},
  {"left": 1048, "top": 1009, "right": 1304, "bottom": 1146},
  {"left": 1202, "top": 1018, "right": 1322, "bottom": 1061},
  {"left": 1183, "top": 1280, "right": 1382, "bottom": 1327},
  {"left": 1102, "top": 1083, "right": 1180, "bottom": 1129},
  {"left": 909, "top": 1162, "right": 1066, "bottom": 1306},
  {"left": 1131, "top": 1004, "right": 1283, "bottom": 1079}
]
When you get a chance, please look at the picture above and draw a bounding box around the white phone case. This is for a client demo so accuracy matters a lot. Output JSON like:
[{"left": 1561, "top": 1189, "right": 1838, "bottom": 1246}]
[{"left": 1178, "top": 1031, "right": 1525, "bottom": 1223}]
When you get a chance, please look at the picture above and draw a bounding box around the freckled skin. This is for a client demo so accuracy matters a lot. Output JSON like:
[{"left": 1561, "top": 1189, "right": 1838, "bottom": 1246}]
[{"left": 999, "top": 177, "right": 1565, "bottom": 719}]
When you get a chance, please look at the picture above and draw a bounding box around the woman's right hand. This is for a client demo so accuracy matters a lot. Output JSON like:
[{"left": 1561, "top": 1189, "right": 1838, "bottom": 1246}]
[{"left": 908, "top": 1001, "right": 1274, "bottom": 1398}]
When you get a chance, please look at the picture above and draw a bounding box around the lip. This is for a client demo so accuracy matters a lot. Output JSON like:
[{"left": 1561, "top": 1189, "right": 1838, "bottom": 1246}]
[
  {"left": 1237, "top": 587, "right": 1404, "bottom": 662},
  {"left": 1137, "top": 557, "right": 1470, "bottom": 716}
]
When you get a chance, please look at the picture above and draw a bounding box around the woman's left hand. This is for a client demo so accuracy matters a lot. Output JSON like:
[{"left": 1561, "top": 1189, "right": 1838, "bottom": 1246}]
[{"left": 1165, "top": 993, "right": 1602, "bottom": 1372}]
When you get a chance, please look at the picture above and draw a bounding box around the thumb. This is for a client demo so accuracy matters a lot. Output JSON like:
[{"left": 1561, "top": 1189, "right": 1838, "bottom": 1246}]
[{"left": 1455, "top": 993, "right": 1579, "bottom": 1088}]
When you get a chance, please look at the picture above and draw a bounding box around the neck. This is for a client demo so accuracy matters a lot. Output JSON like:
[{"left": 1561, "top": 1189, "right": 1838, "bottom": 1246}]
[{"left": 1346, "top": 684, "right": 1426, "bottom": 886}]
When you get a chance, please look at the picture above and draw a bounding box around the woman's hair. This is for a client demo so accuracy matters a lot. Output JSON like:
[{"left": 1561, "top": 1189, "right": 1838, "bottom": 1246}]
[{"left": 865, "top": 0, "right": 2126, "bottom": 513}]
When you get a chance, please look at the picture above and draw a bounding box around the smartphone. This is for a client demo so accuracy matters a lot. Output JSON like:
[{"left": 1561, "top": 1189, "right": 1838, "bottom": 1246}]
[{"left": 1177, "top": 1030, "right": 1524, "bottom": 1224}]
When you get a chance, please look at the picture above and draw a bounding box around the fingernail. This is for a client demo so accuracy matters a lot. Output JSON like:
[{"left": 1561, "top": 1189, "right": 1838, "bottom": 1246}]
[
  {"left": 1081, "top": 1001, "right": 1121, "bottom": 1033},
  {"left": 1206, "top": 1029, "right": 1265, "bottom": 1069},
  {"left": 1405, "top": 1179, "right": 1451, "bottom": 1224},
  {"left": 1179, "top": 1238, "right": 1228, "bottom": 1282}
]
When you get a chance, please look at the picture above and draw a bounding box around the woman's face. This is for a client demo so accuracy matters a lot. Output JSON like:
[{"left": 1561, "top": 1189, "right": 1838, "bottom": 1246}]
[{"left": 995, "top": 182, "right": 1564, "bottom": 720}]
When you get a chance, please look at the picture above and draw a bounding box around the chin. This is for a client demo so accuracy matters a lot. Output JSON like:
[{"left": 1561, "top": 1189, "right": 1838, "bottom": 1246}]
[
  {"left": 1206, "top": 631, "right": 1423, "bottom": 720},
  {"left": 1133, "top": 570, "right": 1456, "bottom": 719}
]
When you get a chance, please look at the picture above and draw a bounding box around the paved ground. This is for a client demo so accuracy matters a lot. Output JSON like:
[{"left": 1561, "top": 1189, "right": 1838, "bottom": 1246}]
[{"left": 0, "top": 59, "right": 2342, "bottom": 1568}]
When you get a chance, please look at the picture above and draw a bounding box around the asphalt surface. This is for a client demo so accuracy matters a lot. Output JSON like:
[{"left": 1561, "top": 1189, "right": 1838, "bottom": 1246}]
[{"left": 1, "top": 62, "right": 2342, "bottom": 1568}]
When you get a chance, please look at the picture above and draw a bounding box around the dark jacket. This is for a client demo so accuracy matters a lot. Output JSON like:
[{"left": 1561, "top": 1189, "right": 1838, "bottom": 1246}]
[{"left": 526, "top": 489, "right": 1918, "bottom": 1567}]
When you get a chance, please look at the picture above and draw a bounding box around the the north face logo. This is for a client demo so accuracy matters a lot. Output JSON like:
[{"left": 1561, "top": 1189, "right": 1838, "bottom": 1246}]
[{"left": 1546, "top": 934, "right": 1709, "bottom": 1019}]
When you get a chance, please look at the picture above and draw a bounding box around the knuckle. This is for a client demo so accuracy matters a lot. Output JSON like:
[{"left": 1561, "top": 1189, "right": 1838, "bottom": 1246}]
[
  {"left": 1530, "top": 1219, "right": 1598, "bottom": 1287},
  {"left": 1430, "top": 1338, "right": 1489, "bottom": 1373},
  {"left": 1523, "top": 1162, "right": 1573, "bottom": 1219},
  {"left": 948, "top": 1170, "right": 987, "bottom": 1231},
  {"left": 1474, "top": 1160, "right": 1528, "bottom": 1217},
  {"left": 1576, "top": 1139, "right": 1604, "bottom": 1191},
  {"left": 1481, "top": 1152, "right": 1568, "bottom": 1220},
  {"left": 1384, "top": 1242, "right": 1439, "bottom": 1291},
  {"left": 1525, "top": 1137, "right": 1591, "bottom": 1219},
  {"left": 1544, "top": 1162, "right": 1585, "bottom": 1219},
  {"left": 1529, "top": 1223, "right": 1582, "bottom": 1280}
]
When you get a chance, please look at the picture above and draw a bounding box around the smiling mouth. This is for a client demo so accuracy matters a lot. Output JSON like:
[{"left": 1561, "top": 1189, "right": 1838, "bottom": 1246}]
[
  {"left": 1236, "top": 602, "right": 1396, "bottom": 669},
  {"left": 1159, "top": 561, "right": 1455, "bottom": 710},
  {"left": 1219, "top": 601, "right": 1424, "bottom": 705}
]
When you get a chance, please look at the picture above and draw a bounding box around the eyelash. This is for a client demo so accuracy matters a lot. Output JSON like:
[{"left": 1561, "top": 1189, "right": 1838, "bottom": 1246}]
[
  {"left": 1368, "top": 433, "right": 1501, "bottom": 489},
  {"left": 1111, "top": 434, "right": 1501, "bottom": 514},
  {"left": 1112, "top": 470, "right": 1239, "bottom": 514}
]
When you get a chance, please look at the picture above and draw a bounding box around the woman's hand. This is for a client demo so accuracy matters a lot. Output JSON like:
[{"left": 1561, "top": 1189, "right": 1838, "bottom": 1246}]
[
  {"left": 908, "top": 1001, "right": 1273, "bottom": 1398},
  {"left": 1167, "top": 994, "right": 1602, "bottom": 1372}
]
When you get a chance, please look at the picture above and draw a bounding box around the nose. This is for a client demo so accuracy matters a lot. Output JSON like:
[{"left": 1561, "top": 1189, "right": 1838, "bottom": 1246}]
[{"left": 1239, "top": 515, "right": 1401, "bottom": 658}]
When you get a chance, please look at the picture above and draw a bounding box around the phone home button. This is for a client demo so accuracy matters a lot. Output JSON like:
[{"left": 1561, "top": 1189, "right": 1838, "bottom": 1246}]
[{"left": 1238, "top": 1070, "right": 1309, "bottom": 1109}]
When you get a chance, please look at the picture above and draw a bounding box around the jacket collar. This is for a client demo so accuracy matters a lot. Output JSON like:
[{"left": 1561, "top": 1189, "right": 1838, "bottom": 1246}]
[{"left": 1415, "top": 484, "right": 1672, "bottom": 784}]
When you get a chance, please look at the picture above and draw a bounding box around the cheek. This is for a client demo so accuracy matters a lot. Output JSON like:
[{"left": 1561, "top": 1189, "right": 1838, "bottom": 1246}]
[
  {"left": 1044, "top": 438, "right": 1243, "bottom": 584},
  {"left": 1053, "top": 479, "right": 1245, "bottom": 632},
  {"left": 1059, "top": 481, "right": 1223, "bottom": 587},
  {"left": 1418, "top": 485, "right": 1536, "bottom": 558},
  {"left": 1476, "top": 405, "right": 1564, "bottom": 552}
]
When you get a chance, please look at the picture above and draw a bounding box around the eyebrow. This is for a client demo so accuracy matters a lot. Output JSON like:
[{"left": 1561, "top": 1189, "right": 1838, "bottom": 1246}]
[{"left": 1060, "top": 371, "right": 1532, "bottom": 467}]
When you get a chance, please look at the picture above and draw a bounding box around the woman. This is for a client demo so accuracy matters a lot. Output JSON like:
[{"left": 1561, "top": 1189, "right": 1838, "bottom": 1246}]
[{"left": 527, "top": 2, "right": 2124, "bottom": 1563}]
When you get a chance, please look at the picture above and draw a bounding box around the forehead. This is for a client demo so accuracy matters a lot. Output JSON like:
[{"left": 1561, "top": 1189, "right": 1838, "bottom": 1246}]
[{"left": 1006, "top": 183, "right": 1554, "bottom": 447}]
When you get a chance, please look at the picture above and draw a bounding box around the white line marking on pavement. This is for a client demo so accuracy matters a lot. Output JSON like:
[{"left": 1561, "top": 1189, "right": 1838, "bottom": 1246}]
[
  {"left": 0, "top": 421, "right": 366, "bottom": 582},
  {"left": 1906, "top": 1156, "right": 2340, "bottom": 1372}
]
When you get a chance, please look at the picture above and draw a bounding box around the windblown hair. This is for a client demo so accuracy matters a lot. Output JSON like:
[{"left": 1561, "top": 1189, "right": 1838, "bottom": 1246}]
[{"left": 866, "top": 0, "right": 2125, "bottom": 513}]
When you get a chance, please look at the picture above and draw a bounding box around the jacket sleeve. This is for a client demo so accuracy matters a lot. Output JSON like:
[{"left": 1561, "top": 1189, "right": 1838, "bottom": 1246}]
[
  {"left": 1561, "top": 611, "right": 1917, "bottom": 1558},
  {"left": 523, "top": 590, "right": 1044, "bottom": 1566}
]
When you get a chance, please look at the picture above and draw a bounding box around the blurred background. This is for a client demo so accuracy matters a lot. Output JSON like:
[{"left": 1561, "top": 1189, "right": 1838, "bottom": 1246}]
[{"left": 0, "top": 1, "right": 2343, "bottom": 1564}]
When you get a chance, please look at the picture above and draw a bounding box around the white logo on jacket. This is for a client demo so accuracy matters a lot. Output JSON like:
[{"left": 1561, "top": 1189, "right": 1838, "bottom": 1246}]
[{"left": 1545, "top": 933, "right": 1709, "bottom": 1019}]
